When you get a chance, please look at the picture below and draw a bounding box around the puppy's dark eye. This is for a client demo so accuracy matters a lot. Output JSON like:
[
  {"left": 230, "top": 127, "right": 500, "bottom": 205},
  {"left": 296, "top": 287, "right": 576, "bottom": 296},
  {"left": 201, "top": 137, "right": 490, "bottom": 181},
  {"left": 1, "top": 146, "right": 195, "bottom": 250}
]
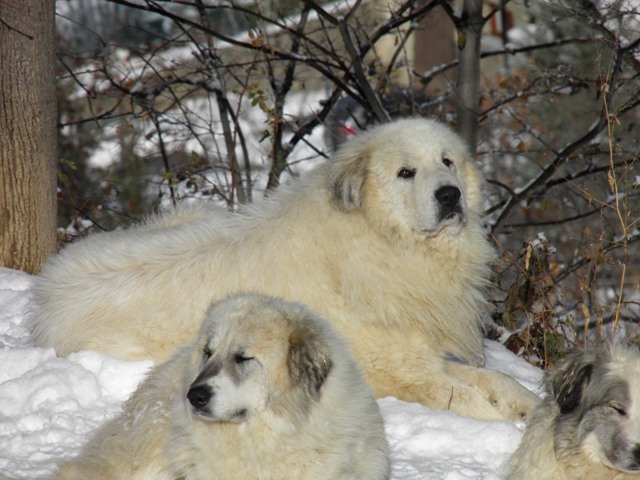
[
  {"left": 397, "top": 168, "right": 416, "bottom": 179},
  {"left": 610, "top": 403, "right": 627, "bottom": 416},
  {"left": 442, "top": 157, "right": 453, "bottom": 168},
  {"left": 234, "top": 353, "right": 253, "bottom": 364},
  {"left": 203, "top": 346, "right": 212, "bottom": 360}
]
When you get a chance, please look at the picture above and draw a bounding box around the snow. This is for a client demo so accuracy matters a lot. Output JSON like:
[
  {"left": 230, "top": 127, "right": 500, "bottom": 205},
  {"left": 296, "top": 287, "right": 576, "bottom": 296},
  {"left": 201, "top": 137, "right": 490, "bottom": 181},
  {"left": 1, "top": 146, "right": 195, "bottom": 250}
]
[{"left": 0, "top": 267, "right": 543, "bottom": 479}]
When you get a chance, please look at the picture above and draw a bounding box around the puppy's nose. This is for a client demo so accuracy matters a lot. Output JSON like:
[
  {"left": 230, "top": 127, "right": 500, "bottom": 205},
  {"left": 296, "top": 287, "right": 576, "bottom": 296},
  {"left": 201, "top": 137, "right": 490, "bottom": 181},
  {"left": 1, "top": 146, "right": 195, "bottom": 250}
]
[
  {"left": 187, "top": 384, "right": 212, "bottom": 409},
  {"left": 435, "top": 185, "right": 461, "bottom": 208},
  {"left": 632, "top": 444, "right": 640, "bottom": 464}
]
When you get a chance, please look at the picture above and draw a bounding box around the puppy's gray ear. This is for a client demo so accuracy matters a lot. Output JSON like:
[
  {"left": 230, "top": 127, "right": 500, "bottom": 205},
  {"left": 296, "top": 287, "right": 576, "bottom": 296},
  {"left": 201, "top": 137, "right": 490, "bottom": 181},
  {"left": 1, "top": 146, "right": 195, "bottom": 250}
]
[
  {"left": 288, "top": 328, "right": 333, "bottom": 400},
  {"left": 549, "top": 349, "right": 599, "bottom": 414},
  {"left": 327, "top": 145, "right": 369, "bottom": 211}
]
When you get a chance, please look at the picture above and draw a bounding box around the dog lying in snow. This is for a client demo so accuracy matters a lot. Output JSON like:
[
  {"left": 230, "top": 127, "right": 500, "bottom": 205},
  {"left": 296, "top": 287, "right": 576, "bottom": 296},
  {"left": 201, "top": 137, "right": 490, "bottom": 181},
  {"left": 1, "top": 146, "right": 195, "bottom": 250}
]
[
  {"left": 54, "top": 294, "right": 389, "bottom": 480},
  {"left": 508, "top": 344, "right": 640, "bottom": 479}
]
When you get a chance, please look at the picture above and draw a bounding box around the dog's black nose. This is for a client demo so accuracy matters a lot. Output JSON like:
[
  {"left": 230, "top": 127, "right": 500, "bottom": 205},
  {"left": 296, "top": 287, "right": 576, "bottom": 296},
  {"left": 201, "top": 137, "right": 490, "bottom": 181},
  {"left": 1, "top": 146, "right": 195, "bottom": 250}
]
[
  {"left": 435, "top": 185, "right": 462, "bottom": 222},
  {"left": 632, "top": 444, "right": 640, "bottom": 464},
  {"left": 435, "top": 185, "right": 461, "bottom": 208},
  {"left": 187, "top": 385, "right": 212, "bottom": 409}
]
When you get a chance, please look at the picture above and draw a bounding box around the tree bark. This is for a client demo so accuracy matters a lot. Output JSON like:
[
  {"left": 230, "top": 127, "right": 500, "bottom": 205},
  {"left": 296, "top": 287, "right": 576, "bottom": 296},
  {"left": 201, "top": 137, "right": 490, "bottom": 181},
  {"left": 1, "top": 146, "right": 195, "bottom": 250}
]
[
  {"left": 456, "top": 0, "right": 484, "bottom": 156},
  {"left": 0, "top": 0, "right": 57, "bottom": 273}
]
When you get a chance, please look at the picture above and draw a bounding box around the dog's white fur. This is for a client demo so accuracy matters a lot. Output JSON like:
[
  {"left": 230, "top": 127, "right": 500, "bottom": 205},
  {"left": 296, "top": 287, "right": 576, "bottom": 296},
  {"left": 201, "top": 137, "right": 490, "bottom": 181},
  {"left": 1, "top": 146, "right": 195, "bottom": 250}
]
[
  {"left": 508, "top": 345, "right": 640, "bottom": 479},
  {"left": 54, "top": 294, "right": 389, "bottom": 480},
  {"left": 31, "top": 118, "right": 539, "bottom": 421}
]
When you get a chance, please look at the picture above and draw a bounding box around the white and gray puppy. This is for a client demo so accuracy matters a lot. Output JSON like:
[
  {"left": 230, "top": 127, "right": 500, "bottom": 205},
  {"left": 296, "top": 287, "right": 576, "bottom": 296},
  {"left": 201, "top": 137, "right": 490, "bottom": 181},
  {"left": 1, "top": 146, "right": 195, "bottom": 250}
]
[
  {"left": 55, "top": 293, "right": 389, "bottom": 480},
  {"left": 508, "top": 344, "right": 640, "bottom": 479}
]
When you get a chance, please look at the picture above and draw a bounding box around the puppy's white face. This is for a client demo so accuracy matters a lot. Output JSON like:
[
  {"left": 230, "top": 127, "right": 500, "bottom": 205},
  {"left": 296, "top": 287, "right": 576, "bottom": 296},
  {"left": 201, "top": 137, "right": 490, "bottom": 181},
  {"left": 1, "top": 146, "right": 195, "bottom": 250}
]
[
  {"left": 187, "top": 343, "right": 268, "bottom": 423},
  {"left": 328, "top": 119, "right": 484, "bottom": 239},
  {"left": 182, "top": 295, "right": 333, "bottom": 425},
  {"left": 553, "top": 347, "right": 640, "bottom": 472},
  {"left": 579, "top": 352, "right": 640, "bottom": 472}
]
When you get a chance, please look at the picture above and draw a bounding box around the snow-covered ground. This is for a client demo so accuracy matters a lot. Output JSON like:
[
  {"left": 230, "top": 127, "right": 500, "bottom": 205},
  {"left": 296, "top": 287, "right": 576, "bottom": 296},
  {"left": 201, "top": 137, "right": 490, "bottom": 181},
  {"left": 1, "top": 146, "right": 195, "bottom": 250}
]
[{"left": 0, "top": 267, "right": 543, "bottom": 480}]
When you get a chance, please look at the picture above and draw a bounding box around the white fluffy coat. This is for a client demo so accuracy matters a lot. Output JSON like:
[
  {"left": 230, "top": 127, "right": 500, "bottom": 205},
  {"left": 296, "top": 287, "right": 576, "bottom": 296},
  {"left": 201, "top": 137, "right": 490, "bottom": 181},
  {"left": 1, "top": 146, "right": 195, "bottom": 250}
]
[
  {"left": 54, "top": 294, "right": 389, "bottom": 480},
  {"left": 31, "top": 118, "right": 539, "bottom": 421}
]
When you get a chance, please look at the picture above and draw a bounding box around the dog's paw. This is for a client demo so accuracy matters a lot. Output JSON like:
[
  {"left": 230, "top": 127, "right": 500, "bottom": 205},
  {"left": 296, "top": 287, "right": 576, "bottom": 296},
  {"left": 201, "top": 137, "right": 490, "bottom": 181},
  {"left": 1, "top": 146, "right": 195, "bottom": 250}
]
[{"left": 488, "top": 389, "right": 540, "bottom": 422}]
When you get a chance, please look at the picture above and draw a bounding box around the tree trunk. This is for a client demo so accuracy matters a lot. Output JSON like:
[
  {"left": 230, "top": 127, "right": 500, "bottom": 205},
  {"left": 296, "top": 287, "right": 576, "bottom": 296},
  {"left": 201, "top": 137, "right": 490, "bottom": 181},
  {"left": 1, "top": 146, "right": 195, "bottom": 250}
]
[
  {"left": 456, "top": 0, "right": 484, "bottom": 156},
  {"left": 0, "top": 0, "right": 57, "bottom": 273}
]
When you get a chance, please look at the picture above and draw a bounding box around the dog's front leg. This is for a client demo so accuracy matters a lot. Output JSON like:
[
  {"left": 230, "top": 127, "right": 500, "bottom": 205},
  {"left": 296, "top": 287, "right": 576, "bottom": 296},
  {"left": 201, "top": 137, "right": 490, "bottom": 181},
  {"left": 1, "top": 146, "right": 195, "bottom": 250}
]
[{"left": 445, "top": 361, "right": 541, "bottom": 421}]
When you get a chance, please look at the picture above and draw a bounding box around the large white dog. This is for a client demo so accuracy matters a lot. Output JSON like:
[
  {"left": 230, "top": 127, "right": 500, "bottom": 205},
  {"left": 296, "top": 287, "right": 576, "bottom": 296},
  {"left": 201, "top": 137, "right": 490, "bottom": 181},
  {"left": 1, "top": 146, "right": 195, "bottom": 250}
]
[
  {"left": 55, "top": 294, "right": 389, "bottom": 480},
  {"left": 31, "top": 118, "right": 539, "bottom": 421}
]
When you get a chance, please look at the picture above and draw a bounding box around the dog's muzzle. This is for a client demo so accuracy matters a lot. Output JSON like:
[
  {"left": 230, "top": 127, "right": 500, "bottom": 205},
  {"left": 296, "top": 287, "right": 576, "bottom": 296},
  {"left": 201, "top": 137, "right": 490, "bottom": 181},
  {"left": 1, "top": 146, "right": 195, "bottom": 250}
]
[
  {"left": 435, "top": 185, "right": 463, "bottom": 222},
  {"left": 187, "top": 382, "right": 248, "bottom": 422}
]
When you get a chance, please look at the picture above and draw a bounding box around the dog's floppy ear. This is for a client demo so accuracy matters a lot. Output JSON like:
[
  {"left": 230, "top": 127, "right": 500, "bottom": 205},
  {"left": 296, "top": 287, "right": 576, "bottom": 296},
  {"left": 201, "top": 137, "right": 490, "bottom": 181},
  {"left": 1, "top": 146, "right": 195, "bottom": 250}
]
[
  {"left": 549, "top": 349, "right": 599, "bottom": 414},
  {"left": 327, "top": 143, "right": 369, "bottom": 211},
  {"left": 287, "top": 327, "right": 333, "bottom": 400}
]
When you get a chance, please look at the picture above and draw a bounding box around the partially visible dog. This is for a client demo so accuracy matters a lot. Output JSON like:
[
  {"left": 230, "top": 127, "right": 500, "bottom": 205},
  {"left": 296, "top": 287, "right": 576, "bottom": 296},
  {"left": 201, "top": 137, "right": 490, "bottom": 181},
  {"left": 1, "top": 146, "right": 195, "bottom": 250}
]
[
  {"left": 54, "top": 294, "right": 389, "bottom": 480},
  {"left": 508, "top": 344, "right": 640, "bottom": 479}
]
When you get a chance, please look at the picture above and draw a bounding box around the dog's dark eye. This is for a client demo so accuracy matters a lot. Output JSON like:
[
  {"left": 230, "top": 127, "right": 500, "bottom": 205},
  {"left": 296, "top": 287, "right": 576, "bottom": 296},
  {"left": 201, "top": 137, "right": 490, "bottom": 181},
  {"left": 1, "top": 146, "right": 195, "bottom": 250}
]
[
  {"left": 442, "top": 157, "right": 453, "bottom": 168},
  {"left": 610, "top": 403, "right": 627, "bottom": 416},
  {"left": 234, "top": 353, "right": 253, "bottom": 364},
  {"left": 203, "top": 346, "right": 212, "bottom": 360},
  {"left": 397, "top": 168, "right": 416, "bottom": 179}
]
